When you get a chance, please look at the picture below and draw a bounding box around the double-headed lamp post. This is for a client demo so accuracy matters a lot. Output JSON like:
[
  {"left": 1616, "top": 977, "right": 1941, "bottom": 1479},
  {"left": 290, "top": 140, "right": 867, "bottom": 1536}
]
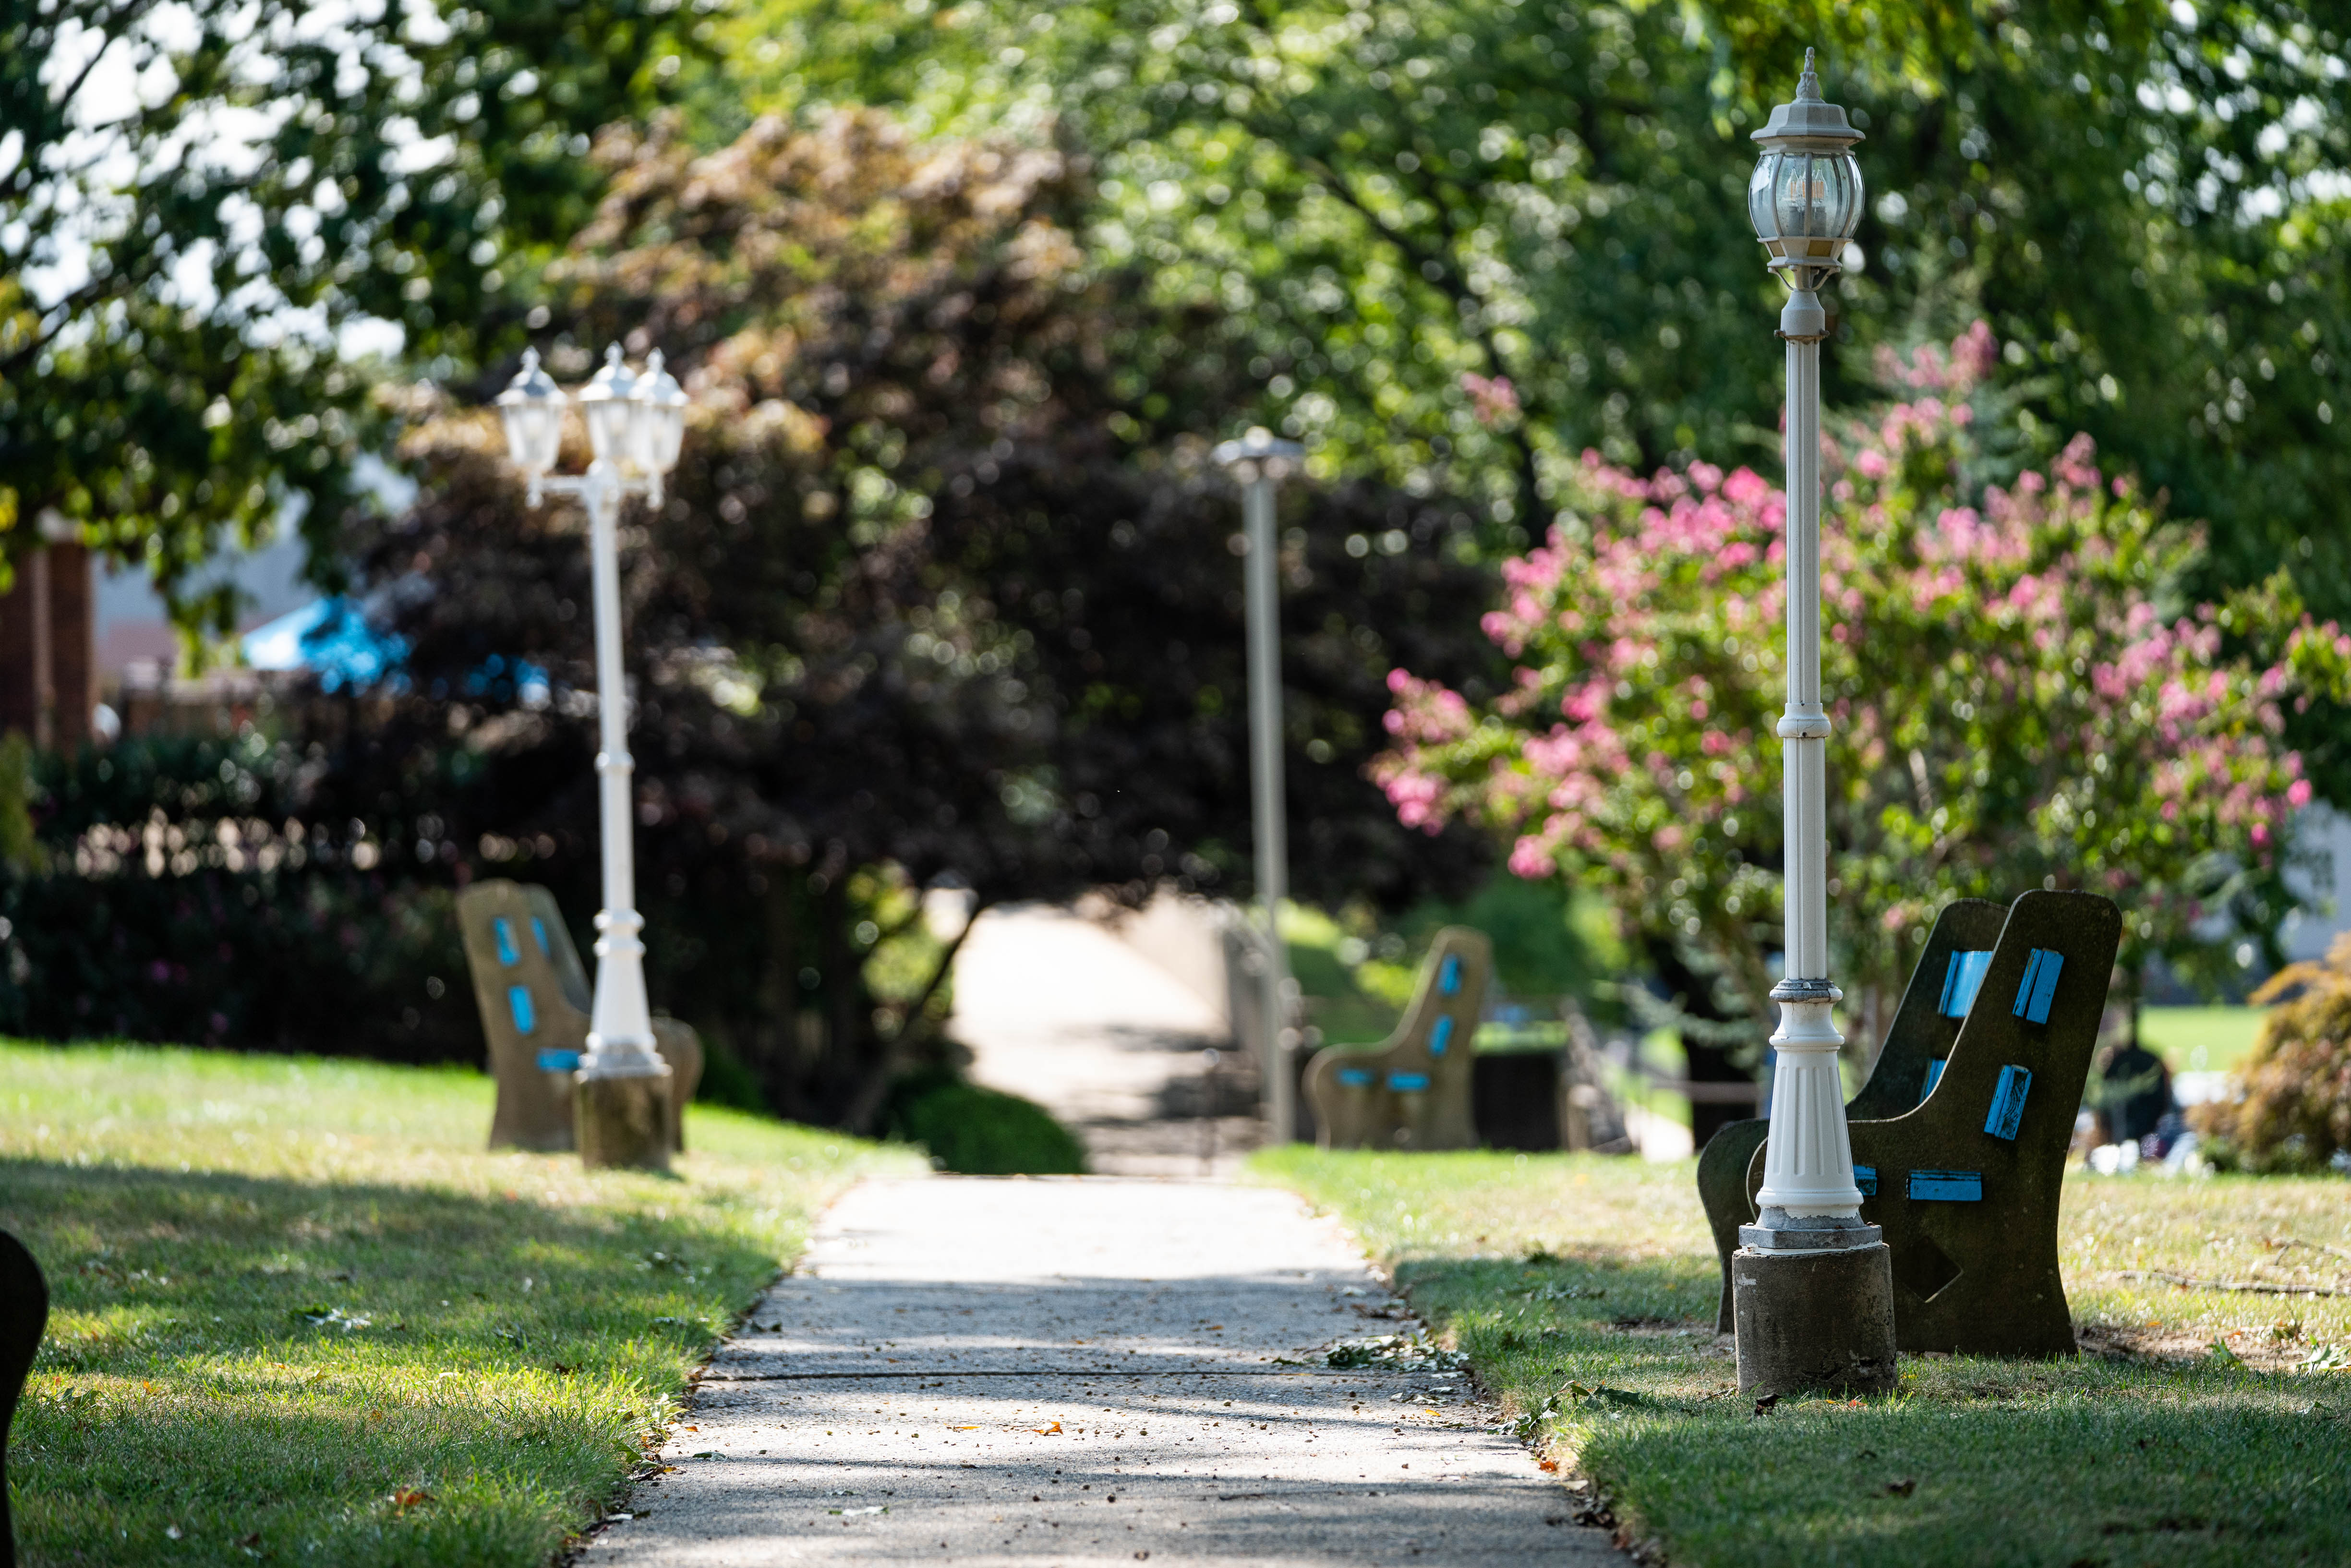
[
  {"left": 1212, "top": 427, "right": 1305, "bottom": 1145},
  {"left": 1733, "top": 51, "right": 1899, "bottom": 1395},
  {"left": 496, "top": 344, "right": 689, "bottom": 1173}
]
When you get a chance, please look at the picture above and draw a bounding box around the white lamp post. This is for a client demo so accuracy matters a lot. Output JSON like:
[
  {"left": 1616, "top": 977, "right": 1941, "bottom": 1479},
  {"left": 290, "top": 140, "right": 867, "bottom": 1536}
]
[
  {"left": 1732, "top": 51, "right": 1898, "bottom": 1395},
  {"left": 1212, "top": 427, "right": 1304, "bottom": 1145},
  {"left": 495, "top": 343, "right": 689, "bottom": 1173}
]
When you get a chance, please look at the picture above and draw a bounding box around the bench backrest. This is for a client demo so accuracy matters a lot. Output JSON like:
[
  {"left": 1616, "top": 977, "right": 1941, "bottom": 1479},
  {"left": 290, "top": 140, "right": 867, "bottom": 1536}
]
[
  {"left": 1698, "top": 889, "right": 2120, "bottom": 1354},
  {"left": 1302, "top": 925, "right": 1492, "bottom": 1150},
  {"left": 457, "top": 878, "right": 590, "bottom": 1151}
]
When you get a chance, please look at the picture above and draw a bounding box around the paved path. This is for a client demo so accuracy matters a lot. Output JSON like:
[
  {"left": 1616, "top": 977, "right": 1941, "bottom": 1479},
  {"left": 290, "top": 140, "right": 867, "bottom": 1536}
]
[
  {"left": 950, "top": 907, "right": 1263, "bottom": 1176},
  {"left": 584, "top": 1177, "right": 1622, "bottom": 1566}
]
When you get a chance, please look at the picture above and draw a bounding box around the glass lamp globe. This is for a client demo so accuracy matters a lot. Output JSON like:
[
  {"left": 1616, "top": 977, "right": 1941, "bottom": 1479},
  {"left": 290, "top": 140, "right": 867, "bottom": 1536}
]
[
  {"left": 577, "top": 345, "right": 639, "bottom": 466},
  {"left": 494, "top": 349, "right": 566, "bottom": 477},
  {"left": 1747, "top": 49, "right": 1865, "bottom": 267},
  {"left": 628, "top": 349, "right": 689, "bottom": 478}
]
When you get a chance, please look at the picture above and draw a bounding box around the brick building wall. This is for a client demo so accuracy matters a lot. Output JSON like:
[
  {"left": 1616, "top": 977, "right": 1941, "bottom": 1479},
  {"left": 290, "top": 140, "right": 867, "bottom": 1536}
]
[{"left": 0, "top": 543, "right": 96, "bottom": 748}]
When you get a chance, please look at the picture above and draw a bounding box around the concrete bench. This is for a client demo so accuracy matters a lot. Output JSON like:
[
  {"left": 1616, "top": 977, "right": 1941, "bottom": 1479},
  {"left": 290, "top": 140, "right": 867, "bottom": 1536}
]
[
  {"left": 1302, "top": 926, "right": 1491, "bottom": 1151},
  {"left": 1697, "top": 890, "right": 2120, "bottom": 1356},
  {"left": 456, "top": 879, "right": 702, "bottom": 1154}
]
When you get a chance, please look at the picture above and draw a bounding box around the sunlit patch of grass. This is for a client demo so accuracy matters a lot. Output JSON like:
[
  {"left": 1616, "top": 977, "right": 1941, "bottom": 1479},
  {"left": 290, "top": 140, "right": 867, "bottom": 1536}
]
[
  {"left": 0, "top": 1042, "right": 918, "bottom": 1567},
  {"left": 1257, "top": 1146, "right": 2351, "bottom": 1567},
  {"left": 2139, "top": 1005, "right": 2264, "bottom": 1074}
]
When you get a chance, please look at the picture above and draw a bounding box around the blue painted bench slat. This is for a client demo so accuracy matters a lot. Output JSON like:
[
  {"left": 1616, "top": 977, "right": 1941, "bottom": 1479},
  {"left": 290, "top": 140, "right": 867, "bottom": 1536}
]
[
  {"left": 1939, "top": 949, "right": 1993, "bottom": 1018},
  {"left": 1908, "top": 1169, "right": 1984, "bottom": 1202},
  {"left": 1985, "top": 1064, "right": 2031, "bottom": 1141},
  {"left": 2013, "top": 948, "right": 2065, "bottom": 1024}
]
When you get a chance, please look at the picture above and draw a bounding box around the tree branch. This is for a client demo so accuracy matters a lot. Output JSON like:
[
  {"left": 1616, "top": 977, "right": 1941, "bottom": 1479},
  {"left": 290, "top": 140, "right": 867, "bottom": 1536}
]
[{"left": 839, "top": 893, "right": 991, "bottom": 1134}]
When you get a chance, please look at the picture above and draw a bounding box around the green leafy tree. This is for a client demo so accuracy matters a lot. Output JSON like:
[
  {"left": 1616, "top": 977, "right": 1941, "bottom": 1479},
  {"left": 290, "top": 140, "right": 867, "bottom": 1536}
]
[
  {"left": 0, "top": 0, "right": 705, "bottom": 638},
  {"left": 727, "top": 0, "right": 2351, "bottom": 679}
]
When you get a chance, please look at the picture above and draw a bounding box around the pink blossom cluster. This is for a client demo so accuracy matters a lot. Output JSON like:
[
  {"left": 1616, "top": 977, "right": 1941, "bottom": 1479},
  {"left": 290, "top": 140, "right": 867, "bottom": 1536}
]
[{"left": 1374, "top": 323, "right": 2343, "bottom": 1007}]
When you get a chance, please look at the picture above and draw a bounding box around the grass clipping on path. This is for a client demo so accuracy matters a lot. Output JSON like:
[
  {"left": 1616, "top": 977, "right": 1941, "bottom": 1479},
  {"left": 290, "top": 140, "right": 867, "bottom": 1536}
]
[
  {"left": 1257, "top": 1147, "right": 2351, "bottom": 1568},
  {"left": 0, "top": 1042, "right": 917, "bottom": 1567}
]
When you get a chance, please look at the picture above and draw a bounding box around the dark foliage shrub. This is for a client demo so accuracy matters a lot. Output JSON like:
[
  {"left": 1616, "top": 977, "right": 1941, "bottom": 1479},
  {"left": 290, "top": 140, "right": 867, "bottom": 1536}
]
[
  {"left": 2193, "top": 934, "right": 2351, "bottom": 1173},
  {"left": 885, "top": 1075, "right": 1087, "bottom": 1175}
]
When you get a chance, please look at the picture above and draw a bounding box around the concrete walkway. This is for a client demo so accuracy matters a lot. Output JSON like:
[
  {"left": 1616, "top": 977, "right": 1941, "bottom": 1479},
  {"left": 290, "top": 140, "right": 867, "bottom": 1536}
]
[
  {"left": 584, "top": 1177, "right": 1622, "bottom": 1566},
  {"left": 950, "top": 906, "right": 1263, "bottom": 1176}
]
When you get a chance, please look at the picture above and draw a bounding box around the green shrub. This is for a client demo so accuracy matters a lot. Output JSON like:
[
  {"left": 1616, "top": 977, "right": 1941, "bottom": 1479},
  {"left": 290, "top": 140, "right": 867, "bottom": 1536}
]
[
  {"left": 2192, "top": 935, "right": 2351, "bottom": 1173},
  {"left": 887, "top": 1077, "right": 1086, "bottom": 1175}
]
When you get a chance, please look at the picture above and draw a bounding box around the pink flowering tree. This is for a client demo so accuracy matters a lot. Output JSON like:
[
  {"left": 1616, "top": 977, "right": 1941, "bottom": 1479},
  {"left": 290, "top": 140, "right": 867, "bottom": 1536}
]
[{"left": 1378, "top": 325, "right": 2351, "bottom": 1057}]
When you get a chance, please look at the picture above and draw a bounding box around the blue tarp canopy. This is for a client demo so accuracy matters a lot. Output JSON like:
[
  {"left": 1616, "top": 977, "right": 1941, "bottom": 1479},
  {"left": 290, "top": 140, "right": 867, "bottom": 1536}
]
[{"left": 241, "top": 598, "right": 408, "bottom": 691}]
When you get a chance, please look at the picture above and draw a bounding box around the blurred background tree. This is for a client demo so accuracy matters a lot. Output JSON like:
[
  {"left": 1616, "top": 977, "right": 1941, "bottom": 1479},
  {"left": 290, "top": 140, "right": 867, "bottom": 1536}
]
[
  {"left": 721, "top": 0, "right": 2351, "bottom": 765},
  {"left": 0, "top": 0, "right": 708, "bottom": 639},
  {"left": 315, "top": 111, "right": 1496, "bottom": 1126}
]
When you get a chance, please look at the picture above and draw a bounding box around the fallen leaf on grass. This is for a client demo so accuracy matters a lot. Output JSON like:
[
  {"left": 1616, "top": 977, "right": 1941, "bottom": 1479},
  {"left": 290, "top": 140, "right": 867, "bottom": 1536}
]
[
  {"left": 1885, "top": 1479, "right": 1917, "bottom": 1498},
  {"left": 389, "top": 1487, "right": 433, "bottom": 1511}
]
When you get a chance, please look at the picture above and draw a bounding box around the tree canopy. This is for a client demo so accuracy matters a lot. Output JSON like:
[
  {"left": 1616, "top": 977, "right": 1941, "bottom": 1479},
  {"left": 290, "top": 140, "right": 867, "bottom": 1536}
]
[
  {"left": 726, "top": 0, "right": 2351, "bottom": 645},
  {"left": 0, "top": 0, "right": 703, "bottom": 636}
]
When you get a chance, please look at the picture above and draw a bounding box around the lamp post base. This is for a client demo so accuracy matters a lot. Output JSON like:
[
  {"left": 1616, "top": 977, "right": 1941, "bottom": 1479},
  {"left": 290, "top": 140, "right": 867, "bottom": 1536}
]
[
  {"left": 576, "top": 1069, "right": 674, "bottom": 1174},
  {"left": 1733, "top": 1240, "right": 1898, "bottom": 1398}
]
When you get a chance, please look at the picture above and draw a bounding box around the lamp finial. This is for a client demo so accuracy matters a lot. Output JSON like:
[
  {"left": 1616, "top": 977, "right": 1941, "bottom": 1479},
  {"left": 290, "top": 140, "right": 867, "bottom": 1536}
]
[{"left": 1797, "top": 48, "right": 1821, "bottom": 100}]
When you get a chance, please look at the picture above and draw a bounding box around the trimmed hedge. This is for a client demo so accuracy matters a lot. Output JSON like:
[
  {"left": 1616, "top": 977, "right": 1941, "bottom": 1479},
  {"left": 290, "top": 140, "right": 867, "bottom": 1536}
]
[{"left": 887, "top": 1077, "right": 1087, "bottom": 1175}]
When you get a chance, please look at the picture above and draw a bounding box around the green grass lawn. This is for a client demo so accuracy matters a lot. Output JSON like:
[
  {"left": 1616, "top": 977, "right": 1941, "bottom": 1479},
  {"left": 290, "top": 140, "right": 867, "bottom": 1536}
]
[
  {"left": 0, "top": 1042, "right": 918, "bottom": 1567},
  {"left": 1257, "top": 1147, "right": 2351, "bottom": 1568},
  {"left": 2140, "top": 1006, "right": 2266, "bottom": 1074}
]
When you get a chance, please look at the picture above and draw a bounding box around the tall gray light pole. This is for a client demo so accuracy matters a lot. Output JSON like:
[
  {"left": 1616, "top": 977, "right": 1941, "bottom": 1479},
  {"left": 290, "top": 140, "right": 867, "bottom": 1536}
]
[
  {"left": 1732, "top": 51, "right": 1898, "bottom": 1395},
  {"left": 1213, "top": 427, "right": 1304, "bottom": 1145},
  {"left": 495, "top": 344, "right": 689, "bottom": 1172}
]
